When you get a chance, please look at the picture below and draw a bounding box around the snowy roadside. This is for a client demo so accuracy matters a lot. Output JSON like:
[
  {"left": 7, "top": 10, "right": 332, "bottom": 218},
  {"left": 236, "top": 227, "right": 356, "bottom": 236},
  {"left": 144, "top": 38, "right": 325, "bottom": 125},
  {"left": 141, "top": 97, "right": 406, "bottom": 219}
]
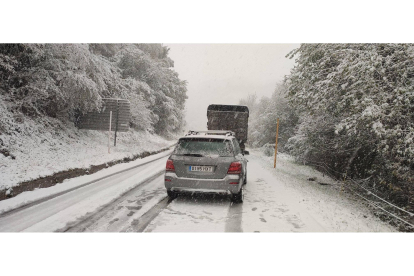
[
  {"left": 0, "top": 127, "right": 174, "bottom": 191},
  {"left": 248, "top": 149, "right": 396, "bottom": 232},
  {"left": 0, "top": 105, "right": 182, "bottom": 197},
  {"left": 0, "top": 157, "right": 171, "bottom": 232},
  {"left": 0, "top": 149, "right": 173, "bottom": 216}
]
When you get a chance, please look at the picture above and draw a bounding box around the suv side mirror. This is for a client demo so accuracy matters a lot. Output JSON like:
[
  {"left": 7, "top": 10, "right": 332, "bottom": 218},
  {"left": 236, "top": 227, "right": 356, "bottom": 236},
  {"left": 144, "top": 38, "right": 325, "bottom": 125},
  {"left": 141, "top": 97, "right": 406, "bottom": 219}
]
[{"left": 243, "top": 150, "right": 249, "bottom": 155}]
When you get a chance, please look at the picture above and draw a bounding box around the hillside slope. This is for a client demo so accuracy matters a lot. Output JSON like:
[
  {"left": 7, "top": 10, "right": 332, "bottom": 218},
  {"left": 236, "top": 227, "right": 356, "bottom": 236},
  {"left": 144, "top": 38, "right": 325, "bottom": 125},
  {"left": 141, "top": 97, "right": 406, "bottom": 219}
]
[
  {"left": 0, "top": 44, "right": 187, "bottom": 196},
  {"left": 0, "top": 97, "right": 175, "bottom": 192}
]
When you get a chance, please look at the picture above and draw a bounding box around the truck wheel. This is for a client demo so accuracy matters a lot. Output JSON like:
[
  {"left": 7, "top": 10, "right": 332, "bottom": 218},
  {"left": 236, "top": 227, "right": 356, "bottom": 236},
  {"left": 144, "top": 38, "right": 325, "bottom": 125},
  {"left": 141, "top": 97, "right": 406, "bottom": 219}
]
[{"left": 240, "top": 142, "right": 245, "bottom": 152}]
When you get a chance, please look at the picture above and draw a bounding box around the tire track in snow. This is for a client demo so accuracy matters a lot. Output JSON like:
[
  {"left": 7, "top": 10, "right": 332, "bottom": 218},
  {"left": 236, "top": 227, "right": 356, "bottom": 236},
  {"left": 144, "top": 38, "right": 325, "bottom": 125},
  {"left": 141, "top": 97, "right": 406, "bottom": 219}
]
[
  {"left": 225, "top": 201, "right": 243, "bottom": 232},
  {"left": 0, "top": 150, "right": 172, "bottom": 219},
  {"left": 0, "top": 158, "right": 168, "bottom": 232},
  {"left": 61, "top": 172, "right": 166, "bottom": 232},
  {"left": 124, "top": 196, "right": 172, "bottom": 232}
]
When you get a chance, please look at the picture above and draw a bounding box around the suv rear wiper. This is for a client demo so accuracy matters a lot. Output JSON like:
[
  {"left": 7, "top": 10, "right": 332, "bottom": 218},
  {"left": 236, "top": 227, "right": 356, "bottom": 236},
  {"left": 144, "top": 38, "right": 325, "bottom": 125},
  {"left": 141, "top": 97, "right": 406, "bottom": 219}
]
[{"left": 182, "top": 153, "right": 204, "bottom": 157}]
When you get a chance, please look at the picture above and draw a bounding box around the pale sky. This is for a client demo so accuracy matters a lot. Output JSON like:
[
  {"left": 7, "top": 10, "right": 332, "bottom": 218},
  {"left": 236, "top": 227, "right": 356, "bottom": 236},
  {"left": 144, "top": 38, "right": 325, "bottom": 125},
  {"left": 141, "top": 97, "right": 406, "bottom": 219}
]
[{"left": 165, "top": 44, "right": 299, "bottom": 131}]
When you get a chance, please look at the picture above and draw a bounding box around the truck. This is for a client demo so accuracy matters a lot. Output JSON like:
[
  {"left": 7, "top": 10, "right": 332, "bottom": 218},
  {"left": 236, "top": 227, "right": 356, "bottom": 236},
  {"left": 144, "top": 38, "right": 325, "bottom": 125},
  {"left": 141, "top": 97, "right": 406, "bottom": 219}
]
[{"left": 207, "top": 104, "right": 249, "bottom": 151}]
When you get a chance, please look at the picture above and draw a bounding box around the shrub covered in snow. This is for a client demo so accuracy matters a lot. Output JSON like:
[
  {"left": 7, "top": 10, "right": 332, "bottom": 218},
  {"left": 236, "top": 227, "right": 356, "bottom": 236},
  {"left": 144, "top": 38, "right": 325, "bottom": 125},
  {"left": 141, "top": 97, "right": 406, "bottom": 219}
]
[
  {"left": 261, "top": 143, "right": 275, "bottom": 157},
  {"left": 283, "top": 44, "right": 414, "bottom": 207}
]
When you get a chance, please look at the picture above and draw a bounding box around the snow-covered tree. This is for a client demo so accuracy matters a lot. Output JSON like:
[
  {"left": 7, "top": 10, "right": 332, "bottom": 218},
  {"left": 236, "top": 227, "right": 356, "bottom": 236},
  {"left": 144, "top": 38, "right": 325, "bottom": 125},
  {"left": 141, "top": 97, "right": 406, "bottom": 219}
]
[
  {"left": 239, "top": 83, "right": 299, "bottom": 150},
  {"left": 0, "top": 44, "right": 188, "bottom": 136},
  {"left": 285, "top": 44, "right": 414, "bottom": 201}
]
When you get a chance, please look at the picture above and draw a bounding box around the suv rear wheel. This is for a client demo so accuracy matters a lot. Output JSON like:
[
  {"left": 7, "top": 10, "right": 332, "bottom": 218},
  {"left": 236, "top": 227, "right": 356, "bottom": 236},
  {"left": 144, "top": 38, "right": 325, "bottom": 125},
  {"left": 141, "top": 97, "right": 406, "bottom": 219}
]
[
  {"left": 167, "top": 190, "right": 178, "bottom": 199},
  {"left": 231, "top": 187, "right": 243, "bottom": 203}
]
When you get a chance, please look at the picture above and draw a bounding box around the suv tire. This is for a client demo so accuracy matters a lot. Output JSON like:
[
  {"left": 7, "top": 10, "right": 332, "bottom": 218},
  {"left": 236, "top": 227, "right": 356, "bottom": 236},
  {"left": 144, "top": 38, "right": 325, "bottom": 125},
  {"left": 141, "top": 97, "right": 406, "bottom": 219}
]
[
  {"left": 167, "top": 190, "right": 177, "bottom": 199},
  {"left": 231, "top": 187, "right": 243, "bottom": 203}
]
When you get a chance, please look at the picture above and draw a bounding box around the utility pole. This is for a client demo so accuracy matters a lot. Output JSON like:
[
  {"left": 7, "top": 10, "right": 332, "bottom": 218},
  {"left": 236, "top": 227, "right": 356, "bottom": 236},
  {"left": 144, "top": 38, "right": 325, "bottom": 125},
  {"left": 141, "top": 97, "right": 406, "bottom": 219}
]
[{"left": 274, "top": 118, "right": 280, "bottom": 168}]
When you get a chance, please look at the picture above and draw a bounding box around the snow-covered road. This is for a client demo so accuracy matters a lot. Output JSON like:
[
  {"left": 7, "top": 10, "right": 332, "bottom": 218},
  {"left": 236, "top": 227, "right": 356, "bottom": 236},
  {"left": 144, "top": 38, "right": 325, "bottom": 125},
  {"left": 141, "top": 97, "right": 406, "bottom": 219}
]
[
  {"left": 0, "top": 151, "right": 172, "bottom": 232},
  {"left": 145, "top": 150, "right": 395, "bottom": 232},
  {"left": 0, "top": 149, "right": 395, "bottom": 232}
]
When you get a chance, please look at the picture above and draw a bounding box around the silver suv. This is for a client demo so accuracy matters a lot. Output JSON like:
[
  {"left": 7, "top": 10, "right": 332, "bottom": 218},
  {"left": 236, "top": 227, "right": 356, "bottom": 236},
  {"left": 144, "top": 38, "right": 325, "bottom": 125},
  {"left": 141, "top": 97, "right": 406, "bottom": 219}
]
[{"left": 164, "top": 131, "right": 248, "bottom": 203}]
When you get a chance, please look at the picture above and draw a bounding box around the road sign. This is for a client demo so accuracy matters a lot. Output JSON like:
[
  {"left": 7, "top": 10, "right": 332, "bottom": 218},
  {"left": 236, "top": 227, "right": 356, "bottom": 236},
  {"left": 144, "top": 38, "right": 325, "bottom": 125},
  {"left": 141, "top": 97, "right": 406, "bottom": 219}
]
[
  {"left": 78, "top": 98, "right": 131, "bottom": 148},
  {"left": 78, "top": 98, "right": 131, "bottom": 132}
]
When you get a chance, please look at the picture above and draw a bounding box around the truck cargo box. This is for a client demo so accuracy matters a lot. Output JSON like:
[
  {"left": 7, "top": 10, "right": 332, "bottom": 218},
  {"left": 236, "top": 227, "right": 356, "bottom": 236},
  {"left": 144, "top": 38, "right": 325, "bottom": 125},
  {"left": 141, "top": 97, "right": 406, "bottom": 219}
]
[{"left": 207, "top": 104, "right": 249, "bottom": 150}]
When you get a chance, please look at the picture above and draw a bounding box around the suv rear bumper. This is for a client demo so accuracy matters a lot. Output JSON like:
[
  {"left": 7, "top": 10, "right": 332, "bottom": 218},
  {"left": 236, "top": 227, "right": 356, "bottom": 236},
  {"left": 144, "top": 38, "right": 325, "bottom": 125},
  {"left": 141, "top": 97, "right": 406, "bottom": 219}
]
[{"left": 164, "top": 172, "right": 242, "bottom": 194}]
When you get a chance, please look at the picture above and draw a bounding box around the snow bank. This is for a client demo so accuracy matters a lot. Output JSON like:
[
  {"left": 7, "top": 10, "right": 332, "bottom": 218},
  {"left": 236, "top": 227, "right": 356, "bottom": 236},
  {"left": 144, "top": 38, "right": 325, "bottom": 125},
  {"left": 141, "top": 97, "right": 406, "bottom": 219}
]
[
  {"left": 0, "top": 149, "right": 173, "bottom": 216},
  {"left": 249, "top": 149, "right": 395, "bottom": 232},
  {"left": 0, "top": 109, "right": 176, "bottom": 191}
]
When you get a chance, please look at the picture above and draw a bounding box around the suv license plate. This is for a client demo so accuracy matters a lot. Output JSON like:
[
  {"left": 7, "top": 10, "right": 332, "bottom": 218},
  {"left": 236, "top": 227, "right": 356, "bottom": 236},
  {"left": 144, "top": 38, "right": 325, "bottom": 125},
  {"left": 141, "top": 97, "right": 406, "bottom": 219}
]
[{"left": 190, "top": 166, "right": 214, "bottom": 172}]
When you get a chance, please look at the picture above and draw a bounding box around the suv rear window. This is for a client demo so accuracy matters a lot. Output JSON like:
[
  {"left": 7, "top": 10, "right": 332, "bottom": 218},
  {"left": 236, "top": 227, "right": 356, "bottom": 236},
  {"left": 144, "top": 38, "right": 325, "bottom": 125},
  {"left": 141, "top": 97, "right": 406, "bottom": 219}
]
[{"left": 173, "top": 138, "right": 233, "bottom": 157}]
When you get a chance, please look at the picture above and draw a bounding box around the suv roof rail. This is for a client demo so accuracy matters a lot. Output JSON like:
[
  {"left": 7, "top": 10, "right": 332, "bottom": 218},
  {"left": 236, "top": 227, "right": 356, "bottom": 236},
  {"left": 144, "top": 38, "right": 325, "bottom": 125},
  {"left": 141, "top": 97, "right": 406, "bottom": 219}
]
[{"left": 185, "top": 130, "right": 236, "bottom": 137}]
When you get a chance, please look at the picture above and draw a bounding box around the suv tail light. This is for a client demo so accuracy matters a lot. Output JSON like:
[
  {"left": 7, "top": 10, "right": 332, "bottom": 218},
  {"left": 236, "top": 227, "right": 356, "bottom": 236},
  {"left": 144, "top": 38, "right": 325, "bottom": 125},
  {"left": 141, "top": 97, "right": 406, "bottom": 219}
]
[
  {"left": 227, "top": 162, "right": 242, "bottom": 174},
  {"left": 166, "top": 159, "right": 175, "bottom": 172}
]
